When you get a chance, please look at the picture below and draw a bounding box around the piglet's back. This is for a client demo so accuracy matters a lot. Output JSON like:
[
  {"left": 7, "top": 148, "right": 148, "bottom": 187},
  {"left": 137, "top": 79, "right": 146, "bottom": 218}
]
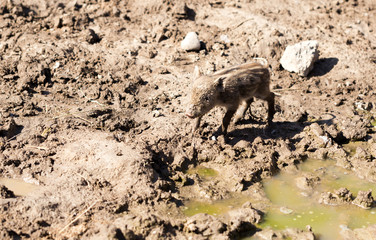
[
  {"left": 213, "top": 62, "right": 266, "bottom": 75},
  {"left": 213, "top": 62, "right": 270, "bottom": 99}
]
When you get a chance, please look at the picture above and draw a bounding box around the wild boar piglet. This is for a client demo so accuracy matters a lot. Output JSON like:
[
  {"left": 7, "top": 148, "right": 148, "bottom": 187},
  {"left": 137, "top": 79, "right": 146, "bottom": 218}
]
[{"left": 185, "top": 60, "right": 275, "bottom": 135}]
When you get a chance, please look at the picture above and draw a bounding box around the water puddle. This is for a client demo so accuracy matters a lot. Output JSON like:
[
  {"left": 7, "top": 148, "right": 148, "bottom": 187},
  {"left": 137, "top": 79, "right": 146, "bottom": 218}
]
[
  {"left": 258, "top": 158, "right": 376, "bottom": 240},
  {"left": 182, "top": 156, "right": 376, "bottom": 240},
  {"left": 183, "top": 166, "right": 244, "bottom": 216},
  {"left": 0, "top": 178, "right": 39, "bottom": 196},
  {"left": 182, "top": 195, "right": 250, "bottom": 217},
  {"left": 186, "top": 166, "right": 218, "bottom": 179},
  {"left": 342, "top": 141, "right": 369, "bottom": 157}
]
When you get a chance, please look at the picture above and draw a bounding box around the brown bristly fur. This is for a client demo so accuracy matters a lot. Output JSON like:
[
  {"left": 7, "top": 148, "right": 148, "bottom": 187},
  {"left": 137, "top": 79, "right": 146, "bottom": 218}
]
[{"left": 186, "top": 59, "right": 275, "bottom": 135}]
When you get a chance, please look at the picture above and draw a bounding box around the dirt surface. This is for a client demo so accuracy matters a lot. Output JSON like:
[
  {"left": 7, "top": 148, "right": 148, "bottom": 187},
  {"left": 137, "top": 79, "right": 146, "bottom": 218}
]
[{"left": 0, "top": 0, "right": 375, "bottom": 239}]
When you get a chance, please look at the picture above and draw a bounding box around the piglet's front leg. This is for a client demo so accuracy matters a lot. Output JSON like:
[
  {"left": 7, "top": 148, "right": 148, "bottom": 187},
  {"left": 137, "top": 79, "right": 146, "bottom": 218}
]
[
  {"left": 193, "top": 116, "right": 202, "bottom": 132},
  {"left": 221, "top": 109, "right": 236, "bottom": 135}
]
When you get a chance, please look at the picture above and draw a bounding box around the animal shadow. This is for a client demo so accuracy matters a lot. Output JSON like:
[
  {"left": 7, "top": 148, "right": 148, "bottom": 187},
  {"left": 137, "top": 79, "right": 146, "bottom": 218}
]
[
  {"left": 226, "top": 114, "right": 336, "bottom": 146},
  {"left": 0, "top": 119, "right": 24, "bottom": 140},
  {"left": 309, "top": 57, "right": 339, "bottom": 77},
  {"left": 186, "top": 6, "right": 196, "bottom": 21}
]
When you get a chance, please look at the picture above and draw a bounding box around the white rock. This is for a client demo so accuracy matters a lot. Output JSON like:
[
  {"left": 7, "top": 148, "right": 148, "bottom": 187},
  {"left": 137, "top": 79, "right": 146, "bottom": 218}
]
[
  {"left": 354, "top": 101, "right": 371, "bottom": 110},
  {"left": 319, "top": 135, "right": 330, "bottom": 144},
  {"left": 53, "top": 62, "right": 60, "bottom": 69},
  {"left": 280, "top": 40, "right": 319, "bottom": 77},
  {"left": 220, "top": 34, "right": 230, "bottom": 43},
  {"left": 152, "top": 110, "right": 162, "bottom": 117},
  {"left": 181, "top": 32, "right": 201, "bottom": 51}
]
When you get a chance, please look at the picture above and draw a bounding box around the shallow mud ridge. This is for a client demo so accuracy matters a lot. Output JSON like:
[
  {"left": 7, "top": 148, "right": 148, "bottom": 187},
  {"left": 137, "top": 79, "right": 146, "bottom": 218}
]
[{"left": 0, "top": 0, "right": 376, "bottom": 239}]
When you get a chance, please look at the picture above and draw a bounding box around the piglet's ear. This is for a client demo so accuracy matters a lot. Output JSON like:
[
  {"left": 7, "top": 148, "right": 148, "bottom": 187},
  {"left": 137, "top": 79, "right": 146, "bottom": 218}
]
[{"left": 193, "top": 66, "right": 202, "bottom": 79}]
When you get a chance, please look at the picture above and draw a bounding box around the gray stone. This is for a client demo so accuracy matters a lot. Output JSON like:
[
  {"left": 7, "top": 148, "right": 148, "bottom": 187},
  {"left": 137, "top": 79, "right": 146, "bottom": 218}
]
[
  {"left": 181, "top": 32, "right": 201, "bottom": 51},
  {"left": 280, "top": 40, "right": 319, "bottom": 77}
]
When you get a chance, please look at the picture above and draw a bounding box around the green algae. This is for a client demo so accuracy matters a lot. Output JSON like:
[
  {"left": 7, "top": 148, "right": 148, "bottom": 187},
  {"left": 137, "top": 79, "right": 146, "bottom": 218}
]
[
  {"left": 259, "top": 158, "right": 376, "bottom": 240},
  {"left": 186, "top": 166, "right": 219, "bottom": 179},
  {"left": 182, "top": 159, "right": 376, "bottom": 240},
  {"left": 182, "top": 195, "right": 250, "bottom": 217}
]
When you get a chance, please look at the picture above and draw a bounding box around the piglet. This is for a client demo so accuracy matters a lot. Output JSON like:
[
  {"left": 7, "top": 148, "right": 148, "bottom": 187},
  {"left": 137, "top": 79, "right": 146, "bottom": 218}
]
[{"left": 185, "top": 59, "right": 275, "bottom": 135}]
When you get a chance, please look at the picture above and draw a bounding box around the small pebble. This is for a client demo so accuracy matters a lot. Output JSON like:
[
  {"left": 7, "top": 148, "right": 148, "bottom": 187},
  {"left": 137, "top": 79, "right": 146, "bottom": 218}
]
[
  {"left": 219, "top": 34, "right": 230, "bottom": 43},
  {"left": 181, "top": 32, "right": 201, "bottom": 51},
  {"left": 152, "top": 110, "right": 162, "bottom": 117},
  {"left": 53, "top": 62, "right": 60, "bottom": 69}
]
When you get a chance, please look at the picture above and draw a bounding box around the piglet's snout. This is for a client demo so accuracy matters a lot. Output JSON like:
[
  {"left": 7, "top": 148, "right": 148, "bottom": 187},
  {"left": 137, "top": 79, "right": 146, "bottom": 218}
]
[
  {"left": 185, "top": 109, "right": 194, "bottom": 118},
  {"left": 185, "top": 106, "right": 196, "bottom": 118}
]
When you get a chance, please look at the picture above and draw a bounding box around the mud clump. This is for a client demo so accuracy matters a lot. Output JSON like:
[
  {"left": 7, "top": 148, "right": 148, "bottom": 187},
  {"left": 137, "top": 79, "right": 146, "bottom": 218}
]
[
  {"left": 182, "top": 203, "right": 262, "bottom": 239},
  {"left": 184, "top": 213, "right": 227, "bottom": 237},
  {"left": 319, "top": 188, "right": 353, "bottom": 206},
  {"left": 295, "top": 173, "right": 320, "bottom": 191},
  {"left": 352, "top": 190, "right": 374, "bottom": 209},
  {"left": 225, "top": 202, "right": 262, "bottom": 237},
  {"left": 319, "top": 188, "right": 375, "bottom": 209},
  {"left": 84, "top": 29, "right": 101, "bottom": 44},
  {"left": 338, "top": 116, "right": 370, "bottom": 141},
  {"left": 340, "top": 224, "right": 376, "bottom": 240},
  {"left": 349, "top": 143, "right": 376, "bottom": 182},
  {"left": 0, "top": 119, "right": 22, "bottom": 140},
  {"left": 254, "top": 228, "right": 315, "bottom": 240},
  {"left": 0, "top": 185, "right": 15, "bottom": 198}
]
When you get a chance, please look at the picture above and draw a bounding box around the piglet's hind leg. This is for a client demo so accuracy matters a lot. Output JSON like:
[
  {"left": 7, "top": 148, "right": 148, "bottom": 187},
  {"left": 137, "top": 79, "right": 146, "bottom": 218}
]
[
  {"left": 233, "top": 98, "right": 254, "bottom": 124},
  {"left": 266, "top": 92, "right": 275, "bottom": 125}
]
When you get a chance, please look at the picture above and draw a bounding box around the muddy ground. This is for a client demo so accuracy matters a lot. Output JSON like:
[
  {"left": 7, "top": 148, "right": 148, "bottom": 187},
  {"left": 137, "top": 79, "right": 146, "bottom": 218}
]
[{"left": 0, "top": 0, "right": 376, "bottom": 239}]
